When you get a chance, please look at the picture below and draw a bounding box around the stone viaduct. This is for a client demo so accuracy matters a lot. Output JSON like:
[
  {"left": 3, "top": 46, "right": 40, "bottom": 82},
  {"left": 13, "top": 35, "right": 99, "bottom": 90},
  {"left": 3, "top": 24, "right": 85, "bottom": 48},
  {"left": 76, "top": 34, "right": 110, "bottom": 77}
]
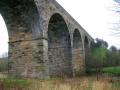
[{"left": 0, "top": 0, "right": 94, "bottom": 78}]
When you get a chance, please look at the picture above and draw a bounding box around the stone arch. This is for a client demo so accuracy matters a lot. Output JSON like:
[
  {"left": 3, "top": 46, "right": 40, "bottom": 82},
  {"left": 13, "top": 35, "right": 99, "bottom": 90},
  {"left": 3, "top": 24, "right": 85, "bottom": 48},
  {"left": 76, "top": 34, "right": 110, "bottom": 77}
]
[
  {"left": 0, "top": 0, "right": 41, "bottom": 76},
  {"left": 72, "top": 29, "right": 84, "bottom": 76},
  {"left": 48, "top": 13, "right": 72, "bottom": 77},
  {"left": 0, "top": 0, "right": 40, "bottom": 41}
]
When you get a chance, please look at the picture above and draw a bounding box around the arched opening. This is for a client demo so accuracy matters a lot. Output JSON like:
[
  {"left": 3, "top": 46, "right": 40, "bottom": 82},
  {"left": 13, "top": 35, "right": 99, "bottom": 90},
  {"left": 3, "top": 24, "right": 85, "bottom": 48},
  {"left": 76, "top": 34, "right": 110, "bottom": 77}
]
[
  {"left": 72, "top": 29, "right": 84, "bottom": 76},
  {"left": 73, "top": 29, "right": 82, "bottom": 48},
  {"left": 0, "top": 0, "right": 41, "bottom": 76},
  {"left": 0, "top": 14, "right": 8, "bottom": 58},
  {"left": 48, "top": 13, "right": 72, "bottom": 77},
  {"left": 84, "top": 36, "right": 90, "bottom": 72}
]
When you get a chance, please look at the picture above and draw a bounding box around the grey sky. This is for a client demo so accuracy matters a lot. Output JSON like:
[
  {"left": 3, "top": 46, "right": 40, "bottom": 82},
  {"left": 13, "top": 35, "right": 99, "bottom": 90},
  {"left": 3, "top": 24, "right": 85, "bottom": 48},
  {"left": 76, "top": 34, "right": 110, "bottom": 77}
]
[{"left": 56, "top": 0, "right": 120, "bottom": 48}]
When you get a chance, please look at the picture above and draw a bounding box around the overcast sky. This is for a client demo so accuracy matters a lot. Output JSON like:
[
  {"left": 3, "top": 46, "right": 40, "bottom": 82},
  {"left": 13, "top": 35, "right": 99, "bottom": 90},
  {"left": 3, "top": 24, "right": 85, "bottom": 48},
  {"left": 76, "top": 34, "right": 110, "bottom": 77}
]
[
  {"left": 0, "top": 0, "right": 120, "bottom": 56},
  {"left": 56, "top": 0, "right": 120, "bottom": 48}
]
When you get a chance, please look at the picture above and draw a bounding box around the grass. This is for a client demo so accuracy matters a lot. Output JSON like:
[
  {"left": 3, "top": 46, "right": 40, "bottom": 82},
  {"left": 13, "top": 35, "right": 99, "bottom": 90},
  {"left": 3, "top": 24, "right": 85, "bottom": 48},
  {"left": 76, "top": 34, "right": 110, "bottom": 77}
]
[
  {"left": 87, "top": 80, "right": 93, "bottom": 90},
  {"left": 26, "top": 76, "right": 119, "bottom": 90},
  {"left": 0, "top": 76, "right": 29, "bottom": 89},
  {"left": 0, "top": 73, "right": 119, "bottom": 90},
  {"left": 102, "top": 66, "right": 120, "bottom": 75},
  {"left": 113, "top": 81, "right": 120, "bottom": 89},
  {"left": 88, "top": 66, "right": 120, "bottom": 75},
  {"left": 0, "top": 76, "right": 119, "bottom": 90}
]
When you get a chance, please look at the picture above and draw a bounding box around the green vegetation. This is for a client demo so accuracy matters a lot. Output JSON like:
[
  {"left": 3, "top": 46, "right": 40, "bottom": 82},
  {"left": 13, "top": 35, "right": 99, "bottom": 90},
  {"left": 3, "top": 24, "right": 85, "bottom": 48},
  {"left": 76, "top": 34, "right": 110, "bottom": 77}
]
[
  {"left": 87, "top": 80, "right": 93, "bottom": 90},
  {"left": 89, "top": 47, "right": 108, "bottom": 67},
  {"left": 102, "top": 66, "right": 120, "bottom": 75},
  {"left": 86, "top": 38, "right": 120, "bottom": 76},
  {"left": 113, "top": 81, "right": 120, "bottom": 89},
  {"left": 88, "top": 66, "right": 120, "bottom": 76},
  {"left": 0, "top": 77, "right": 29, "bottom": 89},
  {"left": 87, "top": 38, "right": 109, "bottom": 74}
]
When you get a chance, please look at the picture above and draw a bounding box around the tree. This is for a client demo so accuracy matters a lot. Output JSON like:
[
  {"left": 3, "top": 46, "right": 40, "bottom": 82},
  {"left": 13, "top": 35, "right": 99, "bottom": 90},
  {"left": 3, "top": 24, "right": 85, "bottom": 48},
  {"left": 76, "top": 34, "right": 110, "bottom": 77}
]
[
  {"left": 110, "top": 45, "right": 117, "bottom": 52},
  {"left": 90, "top": 47, "right": 108, "bottom": 69},
  {"left": 95, "top": 38, "right": 108, "bottom": 48},
  {"left": 88, "top": 38, "right": 108, "bottom": 72},
  {"left": 108, "top": 46, "right": 120, "bottom": 66},
  {"left": 87, "top": 38, "right": 120, "bottom": 75}
]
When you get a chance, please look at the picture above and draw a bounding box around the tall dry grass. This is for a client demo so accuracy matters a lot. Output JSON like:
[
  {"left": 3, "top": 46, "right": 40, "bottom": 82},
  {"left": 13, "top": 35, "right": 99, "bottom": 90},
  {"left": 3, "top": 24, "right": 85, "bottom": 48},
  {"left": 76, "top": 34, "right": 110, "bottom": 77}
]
[
  {"left": 27, "top": 76, "right": 119, "bottom": 90},
  {"left": 0, "top": 74, "right": 119, "bottom": 90}
]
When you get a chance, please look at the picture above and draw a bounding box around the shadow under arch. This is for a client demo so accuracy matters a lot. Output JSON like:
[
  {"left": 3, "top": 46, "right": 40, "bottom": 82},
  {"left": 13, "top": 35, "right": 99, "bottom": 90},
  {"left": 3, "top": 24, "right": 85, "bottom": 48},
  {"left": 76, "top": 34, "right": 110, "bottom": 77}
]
[
  {"left": 48, "top": 13, "right": 73, "bottom": 77},
  {"left": 73, "top": 29, "right": 83, "bottom": 48}
]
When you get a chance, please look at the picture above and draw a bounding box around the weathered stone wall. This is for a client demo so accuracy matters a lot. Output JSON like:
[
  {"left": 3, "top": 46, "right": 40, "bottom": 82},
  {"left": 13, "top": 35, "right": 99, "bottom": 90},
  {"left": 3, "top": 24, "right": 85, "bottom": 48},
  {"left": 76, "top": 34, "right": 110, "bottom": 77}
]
[{"left": 0, "top": 0, "right": 94, "bottom": 78}]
